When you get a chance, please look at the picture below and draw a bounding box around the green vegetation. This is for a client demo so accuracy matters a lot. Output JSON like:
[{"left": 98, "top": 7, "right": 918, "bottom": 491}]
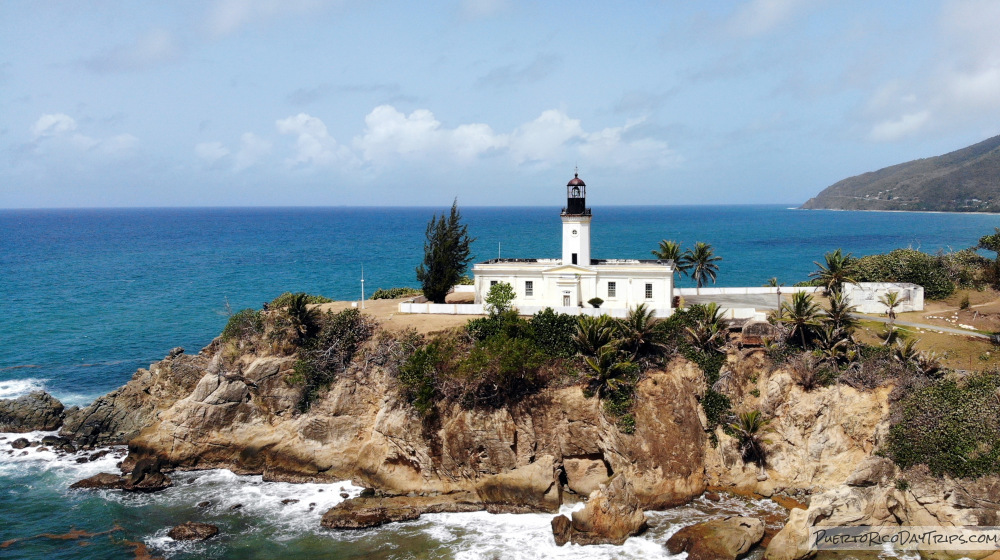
[
  {"left": 684, "top": 242, "right": 721, "bottom": 292},
  {"left": 529, "top": 308, "right": 578, "bottom": 358},
  {"left": 288, "top": 308, "right": 377, "bottom": 411},
  {"left": 484, "top": 282, "right": 516, "bottom": 315},
  {"left": 416, "top": 200, "right": 475, "bottom": 303},
  {"left": 728, "top": 410, "right": 773, "bottom": 468},
  {"left": 651, "top": 240, "right": 690, "bottom": 276},
  {"left": 853, "top": 249, "right": 956, "bottom": 299},
  {"left": 269, "top": 292, "right": 332, "bottom": 307},
  {"left": 221, "top": 308, "right": 264, "bottom": 343},
  {"left": 886, "top": 370, "right": 1000, "bottom": 478},
  {"left": 588, "top": 297, "right": 604, "bottom": 308},
  {"left": 801, "top": 133, "right": 1000, "bottom": 212},
  {"left": 370, "top": 287, "right": 422, "bottom": 300},
  {"left": 809, "top": 249, "right": 857, "bottom": 295}
]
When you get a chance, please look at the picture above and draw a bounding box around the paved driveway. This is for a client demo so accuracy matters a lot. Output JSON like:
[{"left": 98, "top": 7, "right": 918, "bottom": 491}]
[{"left": 683, "top": 293, "right": 784, "bottom": 310}]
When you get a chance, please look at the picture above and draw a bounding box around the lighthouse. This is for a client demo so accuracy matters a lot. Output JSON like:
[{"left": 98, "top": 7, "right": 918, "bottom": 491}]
[{"left": 561, "top": 172, "right": 592, "bottom": 266}]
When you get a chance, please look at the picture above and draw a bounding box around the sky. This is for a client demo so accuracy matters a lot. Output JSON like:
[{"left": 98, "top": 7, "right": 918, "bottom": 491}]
[{"left": 2, "top": 0, "right": 1000, "bottom": 208}]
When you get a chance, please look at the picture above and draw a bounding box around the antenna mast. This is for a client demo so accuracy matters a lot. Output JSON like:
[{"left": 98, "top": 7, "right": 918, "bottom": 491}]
[{"left": 360, "top": 264, "right": 365, "bottom": 309}]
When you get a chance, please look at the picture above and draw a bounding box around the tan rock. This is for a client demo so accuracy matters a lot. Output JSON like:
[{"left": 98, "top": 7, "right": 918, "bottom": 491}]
[
  {"left": 564, "top": 456, "right": 610, "bottom": 495},
  {"left": 321, "top": 493, "right": 483, "bottom": 529},
  {"left": 558, "top": 475, "right": 647, "bottom": 546},
  {"left": 667, "top": 516, "right": 765, "bottom": 560},
  {"left": 475, "top": 455, "right": 561, "bottom": 513}
]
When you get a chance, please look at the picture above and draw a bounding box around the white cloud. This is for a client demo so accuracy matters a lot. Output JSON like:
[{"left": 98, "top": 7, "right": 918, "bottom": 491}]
[
  {"left": 234, "top": 132, "right": 271, "bottom": 171},
  {"left": 29, "top": 113, "right": 138, "bottom": 156},
  {"left": 355, "top": 105, "right": 505, "bottom": 164},
  {"left": 276, "top": 113, "right": 354, "bottom": 166},
  {"left": 196, "top": 141, "right": 230, "bottom": 163},
  {"left": 31, "top": 113, "right": 77, "bottom": 139},
  {"left": 869, "top": 111, "right": 931, "bottom": 142},
  {"left": 206, "top": 0, "right": 331, "bottom": 37},
  {"left": 726, "top": 0, "right": 806, "bottom": 37},
  {"left": 507, "top": 110, "right": 584, "bottom": 165},
  {"left": 461, "top": 0, "right": 510, "bottom": 20},
  {"left": 81, "top": 29, "right": 179, "bottom": 73}
]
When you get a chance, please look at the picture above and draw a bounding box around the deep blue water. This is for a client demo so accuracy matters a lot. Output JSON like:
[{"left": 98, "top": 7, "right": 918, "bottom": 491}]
[{"left": 1, "top": 205, "right": 999, "bottom": 559}]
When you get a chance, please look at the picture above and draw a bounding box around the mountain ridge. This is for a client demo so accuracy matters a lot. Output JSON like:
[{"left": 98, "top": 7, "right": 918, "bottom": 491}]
[{"left": 801, "top": 134, "right": 1000, "bottom": 212}]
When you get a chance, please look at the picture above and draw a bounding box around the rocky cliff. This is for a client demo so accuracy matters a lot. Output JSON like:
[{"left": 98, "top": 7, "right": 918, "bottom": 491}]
[{"left": 5, "top": 316, "right": 998, "bottom": 558}]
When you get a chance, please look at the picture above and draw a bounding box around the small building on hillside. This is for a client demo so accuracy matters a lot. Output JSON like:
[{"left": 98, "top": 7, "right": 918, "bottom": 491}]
[
  {"left": 472, "top": 172, "right": 675, "bottom": 316},
  {"left": 842, "top": 282, "right": 924, "bottom": 314}
]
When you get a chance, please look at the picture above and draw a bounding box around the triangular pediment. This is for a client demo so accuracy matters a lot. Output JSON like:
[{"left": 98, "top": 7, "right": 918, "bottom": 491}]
[{"left": 542, "top": 264, "right": 594, "bottom": 275}]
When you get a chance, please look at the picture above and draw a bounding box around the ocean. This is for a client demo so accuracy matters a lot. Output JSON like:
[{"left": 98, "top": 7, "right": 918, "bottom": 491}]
[{"left": 1, "top": 205, "right": 998, "bottom": 558}]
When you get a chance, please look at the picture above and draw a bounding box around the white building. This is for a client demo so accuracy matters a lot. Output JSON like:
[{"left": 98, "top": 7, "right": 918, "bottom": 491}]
[
  {"left": 842, "top": 282, "right": 924, "bottom": 314},
  {"left": 472, "top": 173, "right": 676, "bottom": 316}
]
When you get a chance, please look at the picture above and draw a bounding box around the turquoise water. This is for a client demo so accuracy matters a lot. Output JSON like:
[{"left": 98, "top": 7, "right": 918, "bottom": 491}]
[{"left": 1, "top": 205, "right": 998, "bottom": 558}]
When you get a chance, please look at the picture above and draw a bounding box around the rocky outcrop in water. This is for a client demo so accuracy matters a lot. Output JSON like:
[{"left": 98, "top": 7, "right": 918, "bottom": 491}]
[
  {"left": 321, "top": 492, "right": 484, "bottom": 529},
  {"left": 167, "top": 521, "right": 218, "bottom": 541},
  {"left": 59, "top": 349, "right": 209, "bottom": 447},
  {"left": 0, "top": 391, "right": 64, "bottom": 432},
  {"left": 551, "top": 475, "right": 647, "bottom": 546},
  {"left": 70, "top": 458, "right": 173, "bottom": 492},
  {"left": 666, "top": 516, "right": 764, "bottom": 560}
]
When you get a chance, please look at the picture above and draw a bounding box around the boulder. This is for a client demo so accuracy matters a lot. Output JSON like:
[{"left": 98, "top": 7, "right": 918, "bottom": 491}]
[
  {"left": 666, "top": 516, "right": 765, "bottom": 560},
  {"left": 553, "top": 475, "right": 648, "bottom": 546},
  {"left": 70, "top": 473, "right": 128, "bottom": 490},
  {"left": 10, "top": 438, "right": 30, "bottom": 450},
  {"left": 69, "top": 459, "right": 172, "bottom": 493},
  {"left": 564, "top": 456, "right": 610, "bottom": 495},
  {"left": 0, "top": 391, "right": 64, "bottom": 432},
  {"left": 322, "top": 493, "right": 484, "bottom": 529},
  {"left": 475, "top": 455, "right": 561, "bottom": 514},
  {"left": 167, "top": 521, "right": 218, "bottom": 541}
]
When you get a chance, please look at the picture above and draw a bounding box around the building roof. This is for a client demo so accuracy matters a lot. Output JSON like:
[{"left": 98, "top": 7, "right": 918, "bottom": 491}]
[{"left": 567, "top": 173, "right": 585, "bottom": 187}]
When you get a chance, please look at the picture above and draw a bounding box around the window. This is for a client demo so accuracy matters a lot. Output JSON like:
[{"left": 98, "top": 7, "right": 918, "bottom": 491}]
[
  {"left": 645, "top": 283, "right": 653, "bottom": 299},
  {"left": 572, "top": 253, "right": 578, "bottom": 265},
  {"left": 525, "top": 280, "right": 533, "bottom": 296},
  {"left": 608, "top": 282, "right": 616, "bottom": 298},
  {"left": 490, "top": 280, "right": 498, "bottom": 287}
]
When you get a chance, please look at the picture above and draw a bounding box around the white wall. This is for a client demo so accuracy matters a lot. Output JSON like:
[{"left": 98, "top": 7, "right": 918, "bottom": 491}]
[
  {"left": 673, "top": 286, "right": 821, "bottom": 296},
  {"left": 398, "top": 302, "right": 676, "bottom": 318},
  {"left": 843, "top": 282, "right": 924, "bottom": 314}
]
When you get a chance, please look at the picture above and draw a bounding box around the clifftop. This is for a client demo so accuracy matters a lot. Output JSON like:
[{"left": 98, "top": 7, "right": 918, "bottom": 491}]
[{"left": 801, "top": 134, "right": 1000, "bottom": 212}]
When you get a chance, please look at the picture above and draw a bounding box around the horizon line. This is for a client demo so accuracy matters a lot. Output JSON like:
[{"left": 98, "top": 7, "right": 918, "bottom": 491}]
[{"left": 0, "top": 202, "right": 807, "bottom": 212}]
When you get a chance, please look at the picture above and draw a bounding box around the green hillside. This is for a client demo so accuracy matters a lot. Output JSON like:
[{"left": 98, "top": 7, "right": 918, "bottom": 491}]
[{"left": 801, "top": 134, "right": 1000, "bottom": 212}]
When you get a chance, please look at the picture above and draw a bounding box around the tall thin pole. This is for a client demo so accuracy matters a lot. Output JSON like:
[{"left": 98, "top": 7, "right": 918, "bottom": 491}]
[
  {"left": 498, "top": 241, "right": 501, "bottom": 259},
  {"left": 360, "top": 264, "right": 365, "bottom": 309}
]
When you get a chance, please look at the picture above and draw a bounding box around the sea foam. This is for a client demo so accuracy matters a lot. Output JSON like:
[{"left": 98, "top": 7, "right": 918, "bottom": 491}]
[{"left": 0, "top": 377, "right": 48, "bottom": 399}]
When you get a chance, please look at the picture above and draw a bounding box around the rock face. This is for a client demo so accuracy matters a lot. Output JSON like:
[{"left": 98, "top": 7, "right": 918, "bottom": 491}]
[
  {"left": 552, "top": 475, "right": 648, "bottom": 546},
  {"left": 167, "top": 521, "right": 218, "bottom": 541},
  {"left": 666, "top": 516, "right": 765, "bottom": 560},
  {"left": 69, "top": 459, "right": 173, "bottom": 493},
  {"left": 764, "top": 467, "right": 1000, "bottom": 560},
  {"left": 321, "top": 493, "right": 483, "bottom": 529},
  {"left": 60, "top": 349, "right": 209, "bottom": 446},
  {"left": 0, "top": 391, "right": 64, "bottom": 432},
  {"left": 475, "top": 455, "right": 561, "bottom": 513},
  {"left": 117, "top": 345, "right": 707, "bottom": 511}
]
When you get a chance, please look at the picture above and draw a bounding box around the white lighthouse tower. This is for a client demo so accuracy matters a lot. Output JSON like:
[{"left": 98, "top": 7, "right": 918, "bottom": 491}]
[{"left": 561, "top": 171, "right": 592, "bottom": 266}]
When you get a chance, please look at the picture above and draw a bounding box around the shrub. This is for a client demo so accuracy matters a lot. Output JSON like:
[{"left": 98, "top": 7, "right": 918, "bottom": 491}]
[
  {"left": 886, "top": 370, "right": 1000, "bottom": 478},
  {"left": 484, "top": 282, "right": 516, "bottom": 315},
  {"left": 466, "top": 309, "right": 528, "bottom": 341},
  {"left": 221, "top": 308, "right": 264, "bottom": 343},
  {"left": 588, "top": 297, "right": 604, "bottom": 308},
  {"left": 960, "top": 294, "right": 971, "bottom": 310},
  {"left": 853, "top": 249, "right": 955, "bottom": 299},
  {"left": 371, "top": 287, "right": 422, "bottom": 300},
  {"left": 457, "top": 275, "right": 475, "bottom": 285},
  {"left": 289, "top": 308, "right": 377, "bottom": 411},
  {"left": 398, "top": 339, "right": 446, "bottom": 415},
  {"left": 269, "top": 292, "right": 332, "bottom": 308},
  {"left": 529, "top": 308, "right": 578, "bottom": 358},
  {"left": 458, "top": 335, "right": 547, "bottom": 408}
]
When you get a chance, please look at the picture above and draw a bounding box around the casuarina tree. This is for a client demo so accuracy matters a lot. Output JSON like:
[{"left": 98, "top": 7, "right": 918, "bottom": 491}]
[{"left": 416, "top": 200, "right": 476, "bottom": 303}]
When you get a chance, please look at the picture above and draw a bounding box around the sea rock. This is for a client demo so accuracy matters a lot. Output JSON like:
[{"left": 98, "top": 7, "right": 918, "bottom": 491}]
[
  {"left": 321, "top": 493, "right": 484, "bottom": 529},
  {"left": 563, "top": 456, "right": 610, "bottom": 495},
  {"left": 475, "top": 455, "right": 561, "bottom": 513},
  {"left": 666, "top": 516, "right": 765, "bottom": 560},
  {"left": 552, "top": 475, "right": 648, "bottom": 546},
  {"left": 60, "top": 351, "right": 209, "bottom": 446},
  {"left": 0, "top": 391, "right": 64, "bottom": 432},
  {"left": 10, "top": 438, "right": 30, "bottom": 450},
  {"left": 69, "top": 458, "right": 173, "bottom": 493},
  {"left": 167, "top": 521, "right": 218, "bottom": 541}
]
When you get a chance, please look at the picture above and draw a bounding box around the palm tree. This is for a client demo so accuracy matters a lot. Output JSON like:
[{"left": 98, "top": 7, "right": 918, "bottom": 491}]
[
  {"left": 682, "top": 242, "right": 721, "bottom": 294},
  {"left": 824, "top": 290, "right": 858, "bottom": 334},
  {"left": 728, "top": 410, "right": 773, "bottom": 470},
  {"left": 809, "top": 249, "right": 858, "bottom": 295},
  {"left": 892, "top": 338, "right": 942, "bottom": 376},
  {"left": 879, "top": 291, "right": 904, "bottom": 327},
  {"left": 652, "top": 240, "right": 691, "bottom": 277},
  {"left": 617, "top": 303, "right": 664, "bottom": 359},
  {"left": 576, "top": 315, "right": 616, "bottom": 357},
  {"left": 584, "top": 344, "right": 635, "bottom": 399},
  {"left": 778, "top": 291, "right": 823, "bottom": 347},
  {"left": 286, "top": 292, "right": 319, "bottom": 340},
  {"left": 684, "top": 303, "right": 730, "bottom": 353}
]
